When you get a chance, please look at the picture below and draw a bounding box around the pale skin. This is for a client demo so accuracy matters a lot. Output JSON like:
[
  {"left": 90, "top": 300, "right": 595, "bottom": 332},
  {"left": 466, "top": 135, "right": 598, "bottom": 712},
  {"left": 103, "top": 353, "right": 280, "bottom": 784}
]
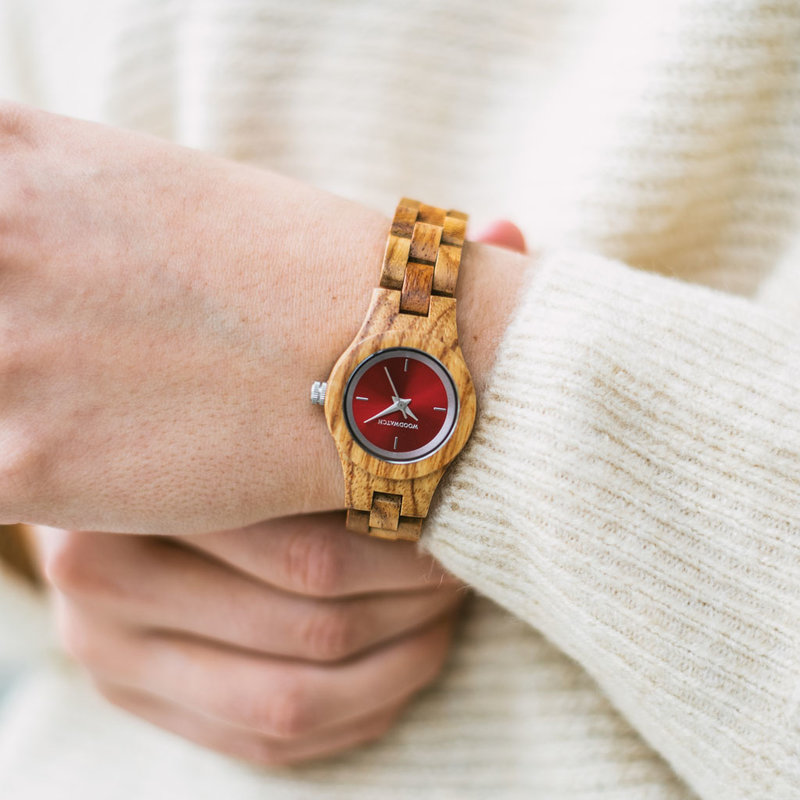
[{"left": 1, "top": 101, "right": 529, "bottom": 765}]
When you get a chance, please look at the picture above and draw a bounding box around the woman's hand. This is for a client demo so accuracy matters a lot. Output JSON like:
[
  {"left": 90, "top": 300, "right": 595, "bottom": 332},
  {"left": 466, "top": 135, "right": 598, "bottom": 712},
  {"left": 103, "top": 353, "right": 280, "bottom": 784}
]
[{"left": 31, "top": 517, "right": 466, "bottom": 766}]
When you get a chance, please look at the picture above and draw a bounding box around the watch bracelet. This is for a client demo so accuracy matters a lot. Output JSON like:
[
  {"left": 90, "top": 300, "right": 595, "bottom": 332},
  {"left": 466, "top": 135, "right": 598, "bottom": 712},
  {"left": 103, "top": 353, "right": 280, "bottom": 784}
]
[{"left": 345, "top": 198, "right": 468, "bottom": 541}]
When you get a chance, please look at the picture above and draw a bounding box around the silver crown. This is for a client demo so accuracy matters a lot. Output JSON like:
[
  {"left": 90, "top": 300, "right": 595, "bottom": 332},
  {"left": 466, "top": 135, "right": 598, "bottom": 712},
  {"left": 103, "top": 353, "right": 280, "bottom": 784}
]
[{"left": 310, "top": 381, "right": 327, "bottom": 406}]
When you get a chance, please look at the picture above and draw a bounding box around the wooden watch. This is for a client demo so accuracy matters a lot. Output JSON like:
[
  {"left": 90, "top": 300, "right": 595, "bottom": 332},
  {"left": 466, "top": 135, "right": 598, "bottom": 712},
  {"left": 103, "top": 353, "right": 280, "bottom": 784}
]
[{"left": 310, "top": 198, "right": 476, "bottom": 542}]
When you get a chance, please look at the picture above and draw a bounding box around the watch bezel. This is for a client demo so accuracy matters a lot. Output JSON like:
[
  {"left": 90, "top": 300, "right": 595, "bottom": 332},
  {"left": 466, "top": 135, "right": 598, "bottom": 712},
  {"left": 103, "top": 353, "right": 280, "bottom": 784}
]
[{"left": 342, "top": 347, "right": 459, "bottom": 464}]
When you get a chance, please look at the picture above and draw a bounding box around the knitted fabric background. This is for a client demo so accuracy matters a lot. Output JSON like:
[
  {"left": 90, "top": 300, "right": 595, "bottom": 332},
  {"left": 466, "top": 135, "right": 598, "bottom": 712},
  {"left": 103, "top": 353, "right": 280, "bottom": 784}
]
[{"left": 0, "top": 1, "right": 798, "bottom": 798}]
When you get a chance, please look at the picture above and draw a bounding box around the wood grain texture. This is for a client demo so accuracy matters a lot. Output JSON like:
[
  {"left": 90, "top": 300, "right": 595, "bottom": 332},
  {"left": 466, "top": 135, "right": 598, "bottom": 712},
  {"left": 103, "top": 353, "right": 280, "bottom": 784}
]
[
  {"left": 369, "top": 492, "right": 402, "bottom": 530},
  {"left": 409, "top": 221, "right": 442, "bottom": 264},
  {"left": 400, "top": 261, "right": 434, "bottom": 315},
  {"left": 382, "top": 234, "right": 411, "bottom": 290},
  {"left": 380, "top": 200, "right": 467, "bottom": 299},
  {"left": 432, "top": 243, "right": 461, "bottom": 296}
]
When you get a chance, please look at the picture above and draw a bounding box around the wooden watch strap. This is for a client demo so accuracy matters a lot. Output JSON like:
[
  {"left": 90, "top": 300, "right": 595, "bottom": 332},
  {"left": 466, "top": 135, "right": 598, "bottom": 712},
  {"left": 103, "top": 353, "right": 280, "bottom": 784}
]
[
  {"left": 0, "top": 524, "right": 40, "bottom": 585},
  {"left": 380, "top": 198, "right": 468, "bottom": 316},
  {"left": 345, "top": 198, "right": 468, "bottom": 541},
  {"left": 346, "top": 500, "right": 425, "bottom": 542}
]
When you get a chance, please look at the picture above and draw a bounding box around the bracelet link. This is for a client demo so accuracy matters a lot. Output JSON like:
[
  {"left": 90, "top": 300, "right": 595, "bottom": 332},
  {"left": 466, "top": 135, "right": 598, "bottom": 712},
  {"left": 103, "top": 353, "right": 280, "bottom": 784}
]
[{"left": 379, "top": 198, "right": 467, "bottom": 315}]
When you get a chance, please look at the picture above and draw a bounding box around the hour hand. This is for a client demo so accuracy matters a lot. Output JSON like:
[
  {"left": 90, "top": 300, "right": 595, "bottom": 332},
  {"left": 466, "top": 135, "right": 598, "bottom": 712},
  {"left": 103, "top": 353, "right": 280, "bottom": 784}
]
[{"left": 363, "top": 401, "right": 401, "bottom": 424}]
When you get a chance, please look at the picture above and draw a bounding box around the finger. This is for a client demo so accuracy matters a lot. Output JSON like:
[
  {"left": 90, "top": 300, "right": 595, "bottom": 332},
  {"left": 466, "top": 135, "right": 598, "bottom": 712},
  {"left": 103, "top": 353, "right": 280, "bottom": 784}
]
[
  {"left": 472, "top": 219, "right": 527, "bottom": 253},
  {"left": 95, "top": 680, "right": 406, "bottom": 767},
  {"left": 82, "top": 612, "right": 457, "bottom": 740},
  {"left": 49, "top": 530, "right": 465, "bottom": 661},
  {"left": 176, "top": 512, "right": 463, "bottom": 598}
]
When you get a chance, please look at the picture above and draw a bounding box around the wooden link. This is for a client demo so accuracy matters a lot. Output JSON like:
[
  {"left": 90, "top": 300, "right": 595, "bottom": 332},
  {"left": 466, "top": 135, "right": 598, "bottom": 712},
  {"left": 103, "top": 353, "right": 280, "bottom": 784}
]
[
  {"left": 381, "top": 234, "right": 411, "bottom": 290},
  {"left": 345, "top": 508, "right": 370, "bottom": 534},
  {"left": 409, "top": 221, "right": 442, "bottom": 264},
  {"left": 417, "top": 203, "right": 447, "bottom": 227},
  {"left": 368, "top": 492, "right": 402, "bottom": 530},
  {"left": 395, "top": 517, "right": 424, "bottom": 541},
  {"left": 368, "top": 517, "right": 424, "bottom": 542},
  {"left": 379, "top": 198, "right": 467, "bottom": 313},
  {"left": 346, "top": 506, "right": 424, "bottom": 541},
  {"left": 442, "top": 213, "right": 467, "bottom": 246},
  {"left": 400, "top": 262, "right": 434, "bottom": 315},
  {"left": 433, "top": 244, "right": 461, "bottom": 296},
  {"left": 391, "top": 198, "right": 420, "bottom": 237}
]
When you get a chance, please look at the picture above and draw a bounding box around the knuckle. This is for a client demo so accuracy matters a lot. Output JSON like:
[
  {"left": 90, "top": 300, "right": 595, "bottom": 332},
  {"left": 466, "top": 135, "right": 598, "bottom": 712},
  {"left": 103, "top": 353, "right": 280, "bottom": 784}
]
[
  {"left": 0, "top": 101, "right": 32, "bottom": 141},
  {"left": 92, "top": 679, "right": 127, "bottom": 709},
  {"left": 284, "top": 527, "right": 345, "bottom": 597},
  {"left": 44, "top": 531, "right": 97, "bottom": 595},
  {"left": 299, "top": 604, "right": 359, "bottom": 662},
  {"left": 247, "top": 742, "right": 286, "bottom": 768},
  {"left": 363, "top": 711, "right": 399, "bottom": 746},
  {"left": 55, "top": 604, "right": 98, "bottom": 666},
  {"left": 249, "top": 680, "right": 310, "bottom": 740}
]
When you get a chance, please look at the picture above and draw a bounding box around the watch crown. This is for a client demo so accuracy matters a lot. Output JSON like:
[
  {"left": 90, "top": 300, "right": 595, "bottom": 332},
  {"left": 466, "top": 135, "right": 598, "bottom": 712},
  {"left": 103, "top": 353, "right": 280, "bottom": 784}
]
[{"left": 310, "top": 381, "right": 327, "bottom": 406}]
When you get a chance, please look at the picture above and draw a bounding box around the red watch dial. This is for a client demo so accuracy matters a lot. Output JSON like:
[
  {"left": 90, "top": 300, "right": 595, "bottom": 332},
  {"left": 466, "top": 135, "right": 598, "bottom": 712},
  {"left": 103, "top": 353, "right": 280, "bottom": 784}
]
[{"left": 343, "top": 348, "right": 459, "bottom": 463}]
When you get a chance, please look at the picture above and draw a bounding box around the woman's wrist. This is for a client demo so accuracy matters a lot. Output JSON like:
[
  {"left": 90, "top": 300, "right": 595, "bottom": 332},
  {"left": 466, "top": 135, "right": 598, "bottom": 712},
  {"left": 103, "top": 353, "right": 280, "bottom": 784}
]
[
  {"left": 0, "top": 102, "right": 529, "bottom": 532},
  {"left": 283, "top": 192, "right": 532, "bottom": 515}
]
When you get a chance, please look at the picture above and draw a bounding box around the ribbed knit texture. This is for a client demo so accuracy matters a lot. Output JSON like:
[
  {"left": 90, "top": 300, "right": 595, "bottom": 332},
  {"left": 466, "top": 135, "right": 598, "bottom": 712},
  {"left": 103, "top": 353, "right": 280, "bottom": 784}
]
[
  {"left": 0, "top": 1, "right": 799, "bottom": 799},
  {"left": 423, "top": 251, "right": 800, "bottom": 798}
]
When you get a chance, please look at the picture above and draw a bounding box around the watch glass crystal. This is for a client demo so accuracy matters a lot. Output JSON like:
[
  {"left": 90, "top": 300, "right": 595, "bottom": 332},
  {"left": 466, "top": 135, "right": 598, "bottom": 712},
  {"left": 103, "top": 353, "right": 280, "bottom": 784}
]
[{"left": 343, "top": 347, "right": 459, "bottom": 463}]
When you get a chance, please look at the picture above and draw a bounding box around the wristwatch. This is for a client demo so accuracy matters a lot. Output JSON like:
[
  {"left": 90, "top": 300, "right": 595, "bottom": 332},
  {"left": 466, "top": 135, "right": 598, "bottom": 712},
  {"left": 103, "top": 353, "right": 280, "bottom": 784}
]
[{"left": 310, "top": 198, "right": 476, "bottom": 542}]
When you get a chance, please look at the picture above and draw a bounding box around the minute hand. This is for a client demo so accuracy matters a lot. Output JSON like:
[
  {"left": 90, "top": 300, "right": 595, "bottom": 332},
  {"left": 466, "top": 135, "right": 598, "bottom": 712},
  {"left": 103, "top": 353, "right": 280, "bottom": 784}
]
[
  {"left": 362, "top": 401, "right": 402, "bottom": 425},
  {"left": 384, "top": 366, "right": 401, "bottom": 400}
]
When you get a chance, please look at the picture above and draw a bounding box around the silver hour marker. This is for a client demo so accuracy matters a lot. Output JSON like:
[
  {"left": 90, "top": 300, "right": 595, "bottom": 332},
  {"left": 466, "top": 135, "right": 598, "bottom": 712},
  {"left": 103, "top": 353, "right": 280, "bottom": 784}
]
[
  {"left": 393, "top": 436, "right": 399, "bottom": 450},
  {"left": 404, "top": 358, "right": 408, "bottom": 372},
  {"left": 433, "top": 406, "right": 446, "bottom": 411},
  {"left": 356, "top": 396, "right": 369, "bottom": 401}
]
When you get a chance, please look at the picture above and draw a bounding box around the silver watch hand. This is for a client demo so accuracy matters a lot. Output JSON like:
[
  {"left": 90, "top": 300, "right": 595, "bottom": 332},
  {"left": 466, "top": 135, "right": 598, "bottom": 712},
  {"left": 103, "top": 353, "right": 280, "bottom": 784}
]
[
  {"left": 363, "top": 401, "right": 401, "bottom": 424},
  {"left": 384, "top": 366, "right": 401, "bottom": 401},
  {"left": 392, "top": 396, "right": 418, "bottom": 421}
]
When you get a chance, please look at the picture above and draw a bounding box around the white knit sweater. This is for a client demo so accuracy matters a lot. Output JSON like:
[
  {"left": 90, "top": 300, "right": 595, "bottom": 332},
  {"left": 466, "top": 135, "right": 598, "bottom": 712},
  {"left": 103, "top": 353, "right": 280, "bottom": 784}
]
[{"left": 1, "top": 1, "right": 799, "bottom": 798}]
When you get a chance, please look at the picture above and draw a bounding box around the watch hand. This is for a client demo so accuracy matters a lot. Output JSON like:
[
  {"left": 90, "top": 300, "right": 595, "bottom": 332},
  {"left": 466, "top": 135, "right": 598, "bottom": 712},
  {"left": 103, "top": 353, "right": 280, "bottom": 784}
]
[
  {"left": 392, "top": 396, "right": 417, "bottom": 421},
  {"left": 384, "top": 366, "right": 401, "bottom": 401},
  {"left": 362, "top": 401, "right": 401, "bottom": 424}
]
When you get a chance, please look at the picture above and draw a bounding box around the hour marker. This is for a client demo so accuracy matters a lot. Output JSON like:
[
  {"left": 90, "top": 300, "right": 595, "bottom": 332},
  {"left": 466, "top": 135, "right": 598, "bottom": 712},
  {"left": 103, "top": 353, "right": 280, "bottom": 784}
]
[
  {"left": 356, "top": 396, "right": 369, "bottom": 401},
  {"left": 404, "top": 358, "right": 408, "bottom": 372},
  {"left": 393, "top": 436, "right": 399, "bottom": 450},
  {"left": 433, "top": 407, "right": 446, "bottom": 411}
]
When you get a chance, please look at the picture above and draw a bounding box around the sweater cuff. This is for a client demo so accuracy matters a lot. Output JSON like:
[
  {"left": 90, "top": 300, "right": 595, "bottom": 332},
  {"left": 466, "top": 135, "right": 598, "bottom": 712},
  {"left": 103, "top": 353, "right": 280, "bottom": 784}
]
[{"left": 423, "top": 249, "right": 800, "bottom": 799}]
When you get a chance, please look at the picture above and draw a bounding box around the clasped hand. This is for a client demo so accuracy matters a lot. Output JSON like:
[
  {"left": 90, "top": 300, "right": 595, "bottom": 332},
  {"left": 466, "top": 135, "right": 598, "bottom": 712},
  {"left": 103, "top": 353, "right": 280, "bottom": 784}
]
[{"left": 32, "top": 518, "right": 465, "bottom": 766}]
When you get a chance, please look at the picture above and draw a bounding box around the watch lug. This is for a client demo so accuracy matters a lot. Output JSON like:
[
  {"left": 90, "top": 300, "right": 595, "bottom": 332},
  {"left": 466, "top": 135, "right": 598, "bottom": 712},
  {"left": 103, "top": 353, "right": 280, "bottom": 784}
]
[
  {"left": 355, "top": 288, "right": 460, "bottom": 345},
  {"left": 339, "top": 457, "right": 446, "bottom": 519}
]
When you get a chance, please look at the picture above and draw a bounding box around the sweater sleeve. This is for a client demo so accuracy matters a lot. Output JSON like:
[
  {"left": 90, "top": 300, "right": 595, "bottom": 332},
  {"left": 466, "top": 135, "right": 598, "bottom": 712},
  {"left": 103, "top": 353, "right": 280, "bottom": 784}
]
[{"left": 423, "top": 249, "right": 800, "bottom": 800}]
